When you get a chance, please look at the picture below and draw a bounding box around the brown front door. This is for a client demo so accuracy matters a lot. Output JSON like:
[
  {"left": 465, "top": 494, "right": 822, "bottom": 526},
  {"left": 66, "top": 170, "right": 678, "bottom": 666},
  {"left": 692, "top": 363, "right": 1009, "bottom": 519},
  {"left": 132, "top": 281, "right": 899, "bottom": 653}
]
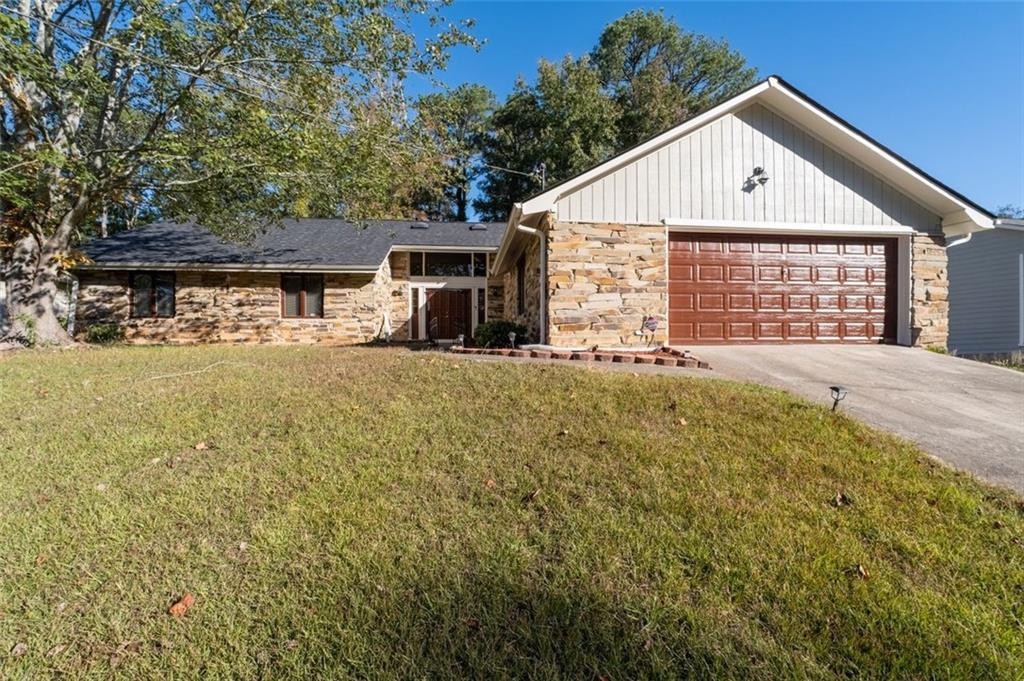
[
  {"left": 426, "top": 288, "right": 472, "bottom": 340},
  {"left": 669, "top": 233, "right": 897, "bottom": 344}
]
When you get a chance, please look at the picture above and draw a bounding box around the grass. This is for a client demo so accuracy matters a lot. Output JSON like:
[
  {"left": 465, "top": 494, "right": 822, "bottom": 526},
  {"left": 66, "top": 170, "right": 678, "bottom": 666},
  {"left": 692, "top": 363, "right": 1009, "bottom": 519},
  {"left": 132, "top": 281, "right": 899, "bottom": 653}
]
[{"left": 1, "top": 345, "right": 1022, "bottom": 679}]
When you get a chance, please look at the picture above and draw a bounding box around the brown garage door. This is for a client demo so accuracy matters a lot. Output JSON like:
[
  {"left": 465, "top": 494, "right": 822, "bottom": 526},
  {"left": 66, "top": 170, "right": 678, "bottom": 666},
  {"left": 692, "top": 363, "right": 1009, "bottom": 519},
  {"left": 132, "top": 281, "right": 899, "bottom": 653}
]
[{"left": 669, "top": 233, "right": 897, "bottom": 344}]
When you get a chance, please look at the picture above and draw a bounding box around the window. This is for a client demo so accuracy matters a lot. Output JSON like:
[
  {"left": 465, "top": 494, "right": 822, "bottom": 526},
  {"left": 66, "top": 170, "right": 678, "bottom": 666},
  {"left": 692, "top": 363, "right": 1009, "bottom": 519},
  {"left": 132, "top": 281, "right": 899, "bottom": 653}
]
[
  {"left": 407, "top": 252, "right": 489, "bottom": 278},
  {"left": 516, "top": 252, "right": 526, "bottom": 316},
  {"left": 131, "top": 272, "right": 175, "bottom": 318},
  {"left": 281, "top": 274, "right": 324, "bottom": 318},
  {"left": 473, "top": 253, "right": 487, "bottom": 277},
  {"left": 425, "top": 252, "right": 472, "bottom": 277},
  {"left": 476, "top": 288, "right": 485, "bottom": 327}
]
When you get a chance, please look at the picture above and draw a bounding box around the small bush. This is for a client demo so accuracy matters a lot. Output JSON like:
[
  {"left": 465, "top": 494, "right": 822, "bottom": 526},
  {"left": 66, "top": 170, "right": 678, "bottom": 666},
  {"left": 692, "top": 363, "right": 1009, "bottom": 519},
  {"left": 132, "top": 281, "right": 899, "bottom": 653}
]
[
  {"left": 84, "top": 323, "right": 125, "bottom": 345},
  {"left": 474, "top": 320, "right": 528, "bottom": 348}
]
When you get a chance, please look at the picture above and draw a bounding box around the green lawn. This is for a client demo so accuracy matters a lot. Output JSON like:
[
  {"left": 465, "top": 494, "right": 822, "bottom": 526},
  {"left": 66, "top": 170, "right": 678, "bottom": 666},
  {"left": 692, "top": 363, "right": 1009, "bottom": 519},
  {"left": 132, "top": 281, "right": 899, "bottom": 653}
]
[{"left": 1, "top": 346, "right": 1022, "bottom": 679}]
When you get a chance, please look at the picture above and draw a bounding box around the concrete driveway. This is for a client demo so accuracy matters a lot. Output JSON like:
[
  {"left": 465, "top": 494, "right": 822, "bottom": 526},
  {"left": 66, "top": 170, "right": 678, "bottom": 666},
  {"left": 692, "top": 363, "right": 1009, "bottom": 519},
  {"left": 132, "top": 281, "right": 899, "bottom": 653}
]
[{"left": 694, "top": 346, "right": 1024, "bottom": 494}]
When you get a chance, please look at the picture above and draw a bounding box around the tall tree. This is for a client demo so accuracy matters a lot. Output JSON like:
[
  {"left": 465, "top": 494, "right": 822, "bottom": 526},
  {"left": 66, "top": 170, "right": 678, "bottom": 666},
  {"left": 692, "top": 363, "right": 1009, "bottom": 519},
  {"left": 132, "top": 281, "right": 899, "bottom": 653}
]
[
  {"left": 995, "top": 204, "right": 1024, "bottom": 219},
  {"left": 473, "top": 11, "right": 757, "bottom": 219},
  {"left": 0, "top": 0, "right": 474, "bottom": 343},
  {"left": 474, "top": 56, "right": 617, "bottom": 221},
  {"left": 416, "top": 83, "right": 495, "bottom": 221},
  {"left": 592, "top": 9, "right": 757, "bottom": 147}
]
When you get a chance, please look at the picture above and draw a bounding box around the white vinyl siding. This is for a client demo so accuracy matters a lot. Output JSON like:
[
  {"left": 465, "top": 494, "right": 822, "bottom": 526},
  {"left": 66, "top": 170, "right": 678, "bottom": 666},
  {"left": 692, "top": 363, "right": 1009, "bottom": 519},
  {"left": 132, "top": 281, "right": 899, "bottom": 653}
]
[
  {"left": 948, "top": 228, "right": 1024, "bottom": 354},
  {"left": 554, "top": 103, "right": 939, "bottom": 231}
]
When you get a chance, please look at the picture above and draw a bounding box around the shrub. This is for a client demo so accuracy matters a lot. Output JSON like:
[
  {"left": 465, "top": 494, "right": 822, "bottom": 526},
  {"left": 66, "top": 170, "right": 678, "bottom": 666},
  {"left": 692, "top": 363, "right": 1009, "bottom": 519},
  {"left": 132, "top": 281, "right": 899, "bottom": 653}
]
[
  {"left": 474, "top": 320, "right": 528, "bottom": 348},
  {"left": 84, "top": 323, "right": 125, "bottom": 345}
]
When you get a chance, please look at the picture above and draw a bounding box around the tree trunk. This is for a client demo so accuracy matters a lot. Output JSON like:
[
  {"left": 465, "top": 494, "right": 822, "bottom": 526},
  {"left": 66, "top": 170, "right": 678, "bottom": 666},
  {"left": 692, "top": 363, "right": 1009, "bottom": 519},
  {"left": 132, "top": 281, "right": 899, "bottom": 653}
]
[{"left": 2, "top": 235, "right": 73, "bottom": 345}]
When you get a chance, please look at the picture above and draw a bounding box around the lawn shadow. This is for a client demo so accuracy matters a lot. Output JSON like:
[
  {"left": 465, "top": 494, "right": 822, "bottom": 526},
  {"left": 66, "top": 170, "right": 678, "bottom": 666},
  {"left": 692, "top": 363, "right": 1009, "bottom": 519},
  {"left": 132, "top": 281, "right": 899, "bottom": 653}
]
[{"left": 298, "top": 565, "right": 753, "bottom": 680}]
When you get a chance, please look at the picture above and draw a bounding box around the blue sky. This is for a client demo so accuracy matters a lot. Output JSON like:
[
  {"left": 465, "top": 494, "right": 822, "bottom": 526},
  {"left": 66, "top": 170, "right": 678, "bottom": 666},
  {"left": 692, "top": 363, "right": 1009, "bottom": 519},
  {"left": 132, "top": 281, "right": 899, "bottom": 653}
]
[{"left": 415, "top": 1, "right": 1023, "bottom": 217}]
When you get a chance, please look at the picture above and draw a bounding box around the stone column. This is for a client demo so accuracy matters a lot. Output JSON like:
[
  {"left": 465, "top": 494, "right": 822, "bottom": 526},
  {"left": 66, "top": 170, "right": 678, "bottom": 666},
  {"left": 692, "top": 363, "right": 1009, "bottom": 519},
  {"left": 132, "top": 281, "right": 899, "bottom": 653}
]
[{"left": 910, "top": 232, "right": 948, "bottom": 348}]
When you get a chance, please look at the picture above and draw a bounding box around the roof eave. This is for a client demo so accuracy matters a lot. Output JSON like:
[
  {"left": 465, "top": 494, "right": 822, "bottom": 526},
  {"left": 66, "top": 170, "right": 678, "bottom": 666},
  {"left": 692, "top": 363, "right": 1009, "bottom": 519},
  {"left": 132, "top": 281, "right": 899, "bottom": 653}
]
[{"left": 74, "top": 262, "right": 382, "bottom": 273}]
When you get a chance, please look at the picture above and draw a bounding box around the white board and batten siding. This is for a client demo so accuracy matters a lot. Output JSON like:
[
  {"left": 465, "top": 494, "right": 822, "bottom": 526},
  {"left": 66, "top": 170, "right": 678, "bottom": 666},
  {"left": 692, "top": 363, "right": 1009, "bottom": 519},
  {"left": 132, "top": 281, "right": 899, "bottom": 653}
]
[
  {"left": 555, "top": 103, "right": 940, "bottom": 232},
  {"left": 948, "top": 228, "right": 1024, "bottom": 355}
]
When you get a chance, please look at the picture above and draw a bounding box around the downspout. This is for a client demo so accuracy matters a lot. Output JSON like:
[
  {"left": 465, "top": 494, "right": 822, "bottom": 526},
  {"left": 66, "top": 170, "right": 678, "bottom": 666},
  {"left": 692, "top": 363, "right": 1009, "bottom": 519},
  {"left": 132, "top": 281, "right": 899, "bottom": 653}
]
[{"left": 516, "top": 224, "right": 547, "bottom": 344}]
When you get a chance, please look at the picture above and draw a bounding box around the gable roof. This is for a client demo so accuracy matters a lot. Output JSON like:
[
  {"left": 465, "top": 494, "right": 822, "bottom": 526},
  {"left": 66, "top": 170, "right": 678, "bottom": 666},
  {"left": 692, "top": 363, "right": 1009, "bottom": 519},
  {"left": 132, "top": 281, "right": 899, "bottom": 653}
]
[
  {"left": 78, "top": 219, "right": 506, "bottom": 272},
  {"left": 495, "top": 75, "right": 995, "bottom": 272}
]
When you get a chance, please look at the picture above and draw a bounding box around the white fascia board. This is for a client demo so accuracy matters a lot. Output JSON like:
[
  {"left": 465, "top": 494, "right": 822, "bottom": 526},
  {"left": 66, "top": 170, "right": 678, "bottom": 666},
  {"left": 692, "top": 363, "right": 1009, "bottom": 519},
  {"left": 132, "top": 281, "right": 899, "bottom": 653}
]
[
  {"left": 761, "top": 78, "right": 993, "bottom": 233},
  {"left": 75, "top": 262, "right": 380, "bottom": 273},
  {"left": 663, "top": 218, "right": 916, "bottom": 237},
  {"left": 490, "top": 203, "right": 524, "bottom": 275},
  {"left": 390, "top": 245, "right": 499, "bottom": 253},
  {"left": 518, "top": 81, "right": 773, "bottom": 216}
]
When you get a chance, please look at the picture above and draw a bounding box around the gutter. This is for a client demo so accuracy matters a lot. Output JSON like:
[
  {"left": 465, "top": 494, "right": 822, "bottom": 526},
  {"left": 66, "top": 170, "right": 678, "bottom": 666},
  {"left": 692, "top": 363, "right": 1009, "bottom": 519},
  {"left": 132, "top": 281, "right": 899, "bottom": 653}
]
[{"left": 73, "top": 262, "right": 381, "bottom": 274}]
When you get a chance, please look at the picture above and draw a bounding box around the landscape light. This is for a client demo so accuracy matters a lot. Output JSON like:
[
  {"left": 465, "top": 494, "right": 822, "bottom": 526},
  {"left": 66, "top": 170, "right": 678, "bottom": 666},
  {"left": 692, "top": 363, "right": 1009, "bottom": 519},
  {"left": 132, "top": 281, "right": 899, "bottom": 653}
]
[{"left": 830, "top": 385, "right": 849, "bottom": 412}]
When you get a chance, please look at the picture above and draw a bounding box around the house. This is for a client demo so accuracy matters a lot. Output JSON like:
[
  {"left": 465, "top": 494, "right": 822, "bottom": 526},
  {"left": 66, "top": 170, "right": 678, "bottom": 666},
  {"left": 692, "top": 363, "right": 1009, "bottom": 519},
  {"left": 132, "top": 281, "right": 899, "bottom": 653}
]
[
  {"left": 75, "top": 76, "right": 995, "bottom": 349},
  {"left": 74, "top": 219, "right": 505, "bottom": 344},
  {"left": 948, "top": 218, "right": 1024, "bottom": 357},
  {"left": 492, "top": 76, "right": 994, "bottom": 349}
]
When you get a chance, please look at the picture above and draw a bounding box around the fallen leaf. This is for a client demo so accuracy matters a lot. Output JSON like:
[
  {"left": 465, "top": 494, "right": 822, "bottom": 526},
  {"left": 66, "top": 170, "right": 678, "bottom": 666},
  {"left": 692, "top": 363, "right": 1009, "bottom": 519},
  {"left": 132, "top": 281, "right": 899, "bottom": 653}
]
[
  {"left": 193, "top": 442, "right": 209, "bottom": 451},
  {"left": 522, "top": 488, "right": 541, "bottom": 504},
  {"left": 832, "top": 492, "right": 853, "bottom": 507},
  {"left": 484, "top": 479, "right": 496, "bottom": 489},
  {"left": 847, "top": 564, "right": 870, "bottom": 579},
  {"left": 284, "top": 639, "right": 299, "bottom": 650},
  {"left": 677, "top": 417, "right": 688, "bottom": 426},
  {"left": 34, "top": 553, "right": 47, "bottom": 566},
  {"left": 557, "top": 429, "right": 569, "bottom": 437},
  {"left": 46, "top": 644, "right": 66, "bottom": 657},
  {"left": 11, "top": 642, "right": 28, "bottom": 657},
  {"left": 169, "top": 592, "right": 195, "bottom": 617},
  {"left": 238, "top": 541, "right": 249, "bottom": 552},
  {"left": 95, "top": 483, "right": 107, "bottom": 492},
  {"left": 150, "top": 457, "right": 161, "bottom": 465}
]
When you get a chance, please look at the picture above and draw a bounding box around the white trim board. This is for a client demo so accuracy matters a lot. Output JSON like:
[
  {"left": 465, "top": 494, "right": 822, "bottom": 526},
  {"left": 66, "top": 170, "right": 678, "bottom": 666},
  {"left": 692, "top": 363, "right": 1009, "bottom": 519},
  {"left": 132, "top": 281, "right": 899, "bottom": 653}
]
[{"left": 663, "top": 219, "right": 916, "bottom": 237}]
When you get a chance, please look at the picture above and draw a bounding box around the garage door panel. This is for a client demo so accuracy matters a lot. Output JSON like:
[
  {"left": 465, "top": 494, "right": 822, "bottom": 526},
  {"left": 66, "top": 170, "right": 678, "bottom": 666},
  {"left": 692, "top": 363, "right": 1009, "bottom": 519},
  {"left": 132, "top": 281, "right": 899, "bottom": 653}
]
[{"left": 669, "top": 232, "right": 896, "bottom": 344}]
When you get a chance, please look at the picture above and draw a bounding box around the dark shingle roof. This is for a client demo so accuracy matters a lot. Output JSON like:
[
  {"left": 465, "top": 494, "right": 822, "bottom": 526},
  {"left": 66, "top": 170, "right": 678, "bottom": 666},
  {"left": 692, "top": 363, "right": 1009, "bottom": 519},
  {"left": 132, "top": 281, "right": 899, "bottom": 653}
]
[{"left": 79, "top": 219, "right": 507, "bottom": 270}]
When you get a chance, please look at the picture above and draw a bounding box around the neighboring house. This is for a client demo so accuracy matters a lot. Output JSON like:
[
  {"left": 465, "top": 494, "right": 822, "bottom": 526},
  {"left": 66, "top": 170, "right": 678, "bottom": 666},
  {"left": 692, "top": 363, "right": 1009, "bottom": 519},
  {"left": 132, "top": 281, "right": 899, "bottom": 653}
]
[
  {"left": 492, "top": 76, "right": 994, "bottom": 348},
  {"left": 74, "top": 219, "right": 505, "bottom": 344},
  {"left": 948, "top": 218, "right": 1024, "bottom": 356}
]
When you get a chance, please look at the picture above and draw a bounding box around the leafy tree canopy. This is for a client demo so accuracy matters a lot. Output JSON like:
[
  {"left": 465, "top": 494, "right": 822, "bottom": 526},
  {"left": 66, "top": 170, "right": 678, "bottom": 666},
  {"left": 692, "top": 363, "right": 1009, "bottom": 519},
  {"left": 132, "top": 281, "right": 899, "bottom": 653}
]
[
  {"left": 0, "top": 0, "right": 476, "bottom": 342},
  {"left": 474, "top": 10, "right": 756, "bottom": 221},
  {"left": 415, "top": 83, "right": 496, "bottom": 221}
]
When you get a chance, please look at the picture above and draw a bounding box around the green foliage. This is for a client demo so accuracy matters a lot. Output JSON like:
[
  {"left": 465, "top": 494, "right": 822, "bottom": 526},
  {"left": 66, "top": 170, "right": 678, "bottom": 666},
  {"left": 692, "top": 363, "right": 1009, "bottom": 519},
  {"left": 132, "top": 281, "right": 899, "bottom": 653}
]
[
  {"left": 0, "top": 0, "right": 477, "bottom": 250},
  {"left": 592, "top": 9, "right": 757, "bottom": 147},
  {"left": 475, "top": 57, "right": 618, "bottom": 220},
  {"left": 474, "top": 10, "right": 756, "bottom": 220},
  {"left": 415, "top": 84, "right": 497, "bottom": 220},
  {"left": 474, "top": 320, "right": 528, "bottom": 348},
  {"left": 11, "top": 314, "right": 38, "bottom": 347},
  {"left": 83, "top": 323, "right": 125, "bottom": 345}
]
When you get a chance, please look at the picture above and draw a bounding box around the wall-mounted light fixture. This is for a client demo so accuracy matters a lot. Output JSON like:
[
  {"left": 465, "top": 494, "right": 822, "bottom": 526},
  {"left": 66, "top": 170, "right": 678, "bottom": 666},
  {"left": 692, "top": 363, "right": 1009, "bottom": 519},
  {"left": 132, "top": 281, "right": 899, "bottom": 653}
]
[{"left": 752, "top": 166, "right": 770, "bottom": 186}]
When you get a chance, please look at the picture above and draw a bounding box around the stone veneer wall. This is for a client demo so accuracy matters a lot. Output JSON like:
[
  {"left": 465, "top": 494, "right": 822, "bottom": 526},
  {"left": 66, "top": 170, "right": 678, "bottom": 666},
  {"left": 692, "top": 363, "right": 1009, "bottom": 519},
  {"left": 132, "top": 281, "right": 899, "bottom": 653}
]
[
  {"left": 387, "top": 252, "right": 412, "bottom": 341},
  {"left": 486, "top": 276, "right": 505, "bottom": 323},
  {"left": 546, "top": 222, "right": 667, "bottom": 347},
  {"left": 76, "top": 268, "right": 391, "bottom": 344},
  {"left": 502, "top": 236, "right": 541, "bottom": 341},
  {"left": 911, "top": 232, "right": 948, "bottom": 348}
]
